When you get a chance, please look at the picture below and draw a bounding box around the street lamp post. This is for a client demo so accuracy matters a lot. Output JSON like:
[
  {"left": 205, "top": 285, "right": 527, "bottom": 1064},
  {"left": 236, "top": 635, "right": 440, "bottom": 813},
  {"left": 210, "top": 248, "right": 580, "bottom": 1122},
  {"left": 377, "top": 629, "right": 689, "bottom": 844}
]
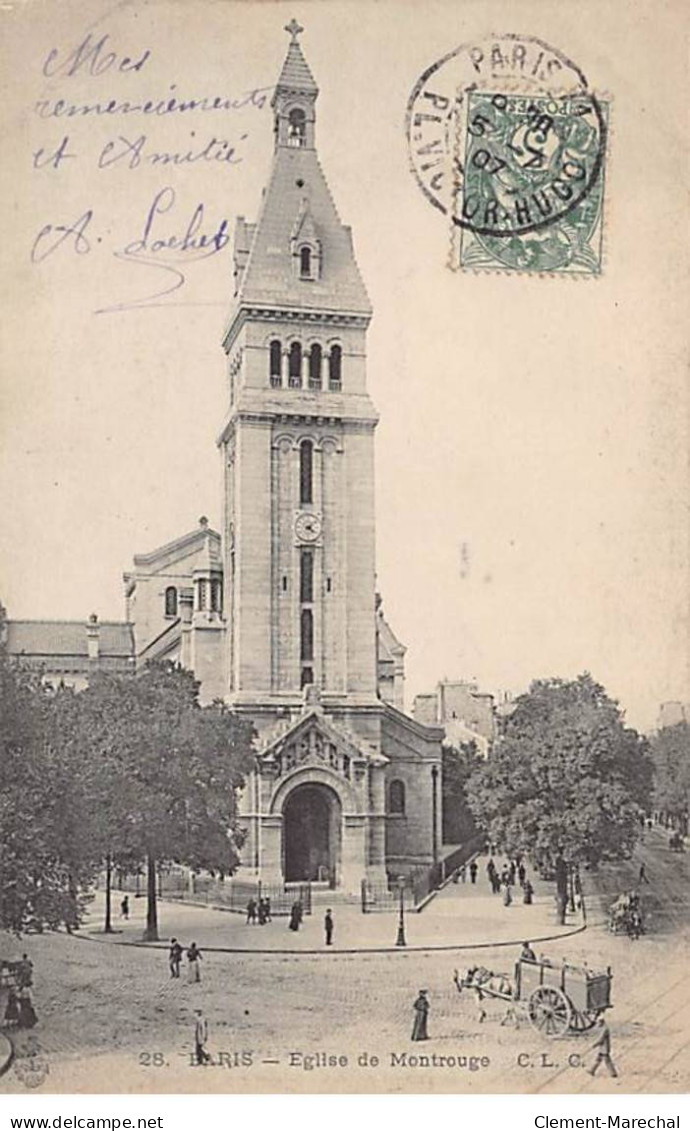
[{"left": 396, "top": 874, "right": 407, "bottom": 947}]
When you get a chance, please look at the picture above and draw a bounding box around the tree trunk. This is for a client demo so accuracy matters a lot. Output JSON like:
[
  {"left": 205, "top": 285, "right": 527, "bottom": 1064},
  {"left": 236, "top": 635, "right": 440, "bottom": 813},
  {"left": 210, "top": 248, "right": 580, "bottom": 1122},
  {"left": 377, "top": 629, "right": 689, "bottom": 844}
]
[
  {"left": 104, "top": 854, "right": 113, "bottom": 933},
  {"left": 144, "top": 853, "right": 159, "bottom": 941}
]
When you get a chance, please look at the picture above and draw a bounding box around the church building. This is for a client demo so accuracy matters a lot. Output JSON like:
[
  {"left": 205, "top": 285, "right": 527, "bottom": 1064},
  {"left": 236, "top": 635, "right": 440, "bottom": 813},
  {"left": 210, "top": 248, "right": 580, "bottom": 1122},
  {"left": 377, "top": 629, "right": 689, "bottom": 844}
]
[{"left": 6, "top": 25, "right": 443, "bottom": 893}]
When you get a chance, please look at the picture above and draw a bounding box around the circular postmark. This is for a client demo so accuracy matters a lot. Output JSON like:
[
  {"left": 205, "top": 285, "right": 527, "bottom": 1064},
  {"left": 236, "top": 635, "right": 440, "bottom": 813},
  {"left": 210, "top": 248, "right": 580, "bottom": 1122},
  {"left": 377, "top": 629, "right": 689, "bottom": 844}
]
[{"left": 406, "top": 34, "right": 607, "bottom": 246}]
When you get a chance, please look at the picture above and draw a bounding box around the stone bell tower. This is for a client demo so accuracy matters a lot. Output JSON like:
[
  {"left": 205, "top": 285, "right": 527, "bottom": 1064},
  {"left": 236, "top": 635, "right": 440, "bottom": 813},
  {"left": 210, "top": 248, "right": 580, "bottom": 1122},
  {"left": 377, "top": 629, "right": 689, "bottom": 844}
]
[
  {"left": 218, "top": 19, "right": 379, "bottom": 720},
  {"left": 217, "top": 24, "right": 441, "bottom": 893}
]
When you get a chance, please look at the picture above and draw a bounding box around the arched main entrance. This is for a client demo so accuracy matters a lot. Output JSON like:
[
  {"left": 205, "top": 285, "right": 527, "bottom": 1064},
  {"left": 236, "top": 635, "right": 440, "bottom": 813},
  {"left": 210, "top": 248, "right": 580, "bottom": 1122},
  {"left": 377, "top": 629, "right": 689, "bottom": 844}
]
[{"left": 283, "top": 783, "right": 341, "bottom": 884}]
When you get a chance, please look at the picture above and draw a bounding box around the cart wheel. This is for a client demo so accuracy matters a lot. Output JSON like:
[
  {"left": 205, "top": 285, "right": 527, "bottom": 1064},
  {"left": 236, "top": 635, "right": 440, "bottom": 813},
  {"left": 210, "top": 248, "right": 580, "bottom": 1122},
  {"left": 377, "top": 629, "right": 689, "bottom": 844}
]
[
  {"left": 528, "top": 986, "right": 572, "bottom": 1038},
  {"left": 570, "top": 1009, "right": 599, "bottom": 1032}
]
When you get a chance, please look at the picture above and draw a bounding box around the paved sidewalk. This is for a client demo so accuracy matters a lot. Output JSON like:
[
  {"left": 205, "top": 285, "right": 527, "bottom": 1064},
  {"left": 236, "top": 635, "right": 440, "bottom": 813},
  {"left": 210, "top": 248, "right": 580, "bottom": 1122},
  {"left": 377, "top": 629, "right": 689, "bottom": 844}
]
[{"left": 81, "top": 859, "right": 581, "bottom": 954}]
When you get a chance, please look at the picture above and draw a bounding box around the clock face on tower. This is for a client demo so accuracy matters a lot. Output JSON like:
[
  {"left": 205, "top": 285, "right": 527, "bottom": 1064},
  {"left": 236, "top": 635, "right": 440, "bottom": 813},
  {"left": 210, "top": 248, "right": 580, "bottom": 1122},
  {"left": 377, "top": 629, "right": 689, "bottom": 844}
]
[{"left": 294, "top": 511, "right": 322, "bottom": 542}]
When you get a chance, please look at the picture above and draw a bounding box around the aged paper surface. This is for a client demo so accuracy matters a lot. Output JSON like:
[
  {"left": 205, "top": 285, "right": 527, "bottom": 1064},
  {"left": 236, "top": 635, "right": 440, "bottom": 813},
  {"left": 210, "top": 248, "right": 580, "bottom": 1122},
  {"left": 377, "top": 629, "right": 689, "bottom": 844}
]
[{"left": 0, "top": 0, "right": 688, "bottom": 1098}]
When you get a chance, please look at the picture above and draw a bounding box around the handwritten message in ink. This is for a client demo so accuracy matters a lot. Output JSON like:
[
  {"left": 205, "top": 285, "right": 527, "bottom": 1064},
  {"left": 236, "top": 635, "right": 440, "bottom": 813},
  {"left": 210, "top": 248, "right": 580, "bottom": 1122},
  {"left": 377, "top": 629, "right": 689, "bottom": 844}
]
[{"left": 28, "top": 31, "right": 270, "bottom": 311}]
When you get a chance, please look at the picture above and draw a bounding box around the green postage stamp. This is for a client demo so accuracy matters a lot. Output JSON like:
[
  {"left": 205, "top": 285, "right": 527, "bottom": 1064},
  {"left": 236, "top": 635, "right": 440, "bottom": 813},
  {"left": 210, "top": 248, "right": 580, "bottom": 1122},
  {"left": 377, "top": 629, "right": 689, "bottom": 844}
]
[{"left": 456, "top": 91, "right": 608, "bottom": 275}]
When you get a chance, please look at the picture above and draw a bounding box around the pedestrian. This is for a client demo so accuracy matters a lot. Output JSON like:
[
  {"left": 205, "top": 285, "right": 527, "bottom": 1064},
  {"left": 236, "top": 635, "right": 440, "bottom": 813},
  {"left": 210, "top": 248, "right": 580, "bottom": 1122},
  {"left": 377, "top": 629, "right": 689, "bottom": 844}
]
[
  {"left": 638, "top": 864, "right": 650, "bottom": 885},
  {"left": 289, "top": 902, "right": 301, "bottom": 932},
  {"left": 508, "top": 862, "right": 516, "bottom": 886},
  {"left": 121, "top": 895, "right": 129, "bottom": 920},
  {"left": 469, "top": 860, "right": 478, "bottom": 885},
  {"left": 588, "top": 1018, "right": 618, "bottom": 1078},
  {"left": 264, "top": 897, "right": 272, "bottom": 922},
  {"left": 257, "top": 898, "right": 267, "bottom": 926},
  {"left": 169, "top": 937, "right": 183, "bottom": 979},
  {"left": 523, "top": 879, "right": 534, "bottom": 905},
  {"left": 246, "top": 898, "right": 257, "bottom": 925},
  {"left": 503, "top": 882, "right": 512, "bottom": 907},
  {"left": 518, "top": 863, "right": 526, "bottom": 887},
  {"left": 3, "top": 988, "right": 19, "bottom": 1029},
  {"left": 17, "top": 954, "right": 34, "bottom": 988},
  {"left": 17, "top": 985, "right": 38, "bottom": 1029},
  {"left": 187, "top": 941, "right": 202, "bottom": 983},
  {"left": 521, "top": 941, "right": 537, "bottom": 963},
  {"left": 324, "top": 908, "right": 334, "bottom": 946},
  {"left": 194, "top": 1009, "right": 211, "bottom": 1065},
  {"left": 411, "top": 990, "right": 429, "bottom": 1041}
]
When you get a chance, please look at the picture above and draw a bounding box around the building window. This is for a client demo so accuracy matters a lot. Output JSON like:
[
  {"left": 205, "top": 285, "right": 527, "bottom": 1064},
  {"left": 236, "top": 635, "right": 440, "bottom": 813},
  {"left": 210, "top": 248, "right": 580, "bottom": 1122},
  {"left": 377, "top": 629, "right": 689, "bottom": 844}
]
[
  {"left": 300, "top": 549, "right": 314, "bottom": 603},
  {"left": 210, "top": 579, "right": 222, "bottom": 613},
  {"left": 301, "top": 666, "right": 313, "bottom": 688},
  {"left": 288, "top": 341, "right": 302, "bottom": 388},
  {"left": 164, "top": 586, "right": 177, "bottom": 617},
  {"left": 299, "top": 439, "right": 313, "bottom": 505},
  {"left": 288, "top": 108, "right": 306, "bottom": 147},
  {"left": 389, "top": 779, "right": 406, "bottom": 816},
  {"left": 309, "top": 343, "right": 322, "bottom": 390},
  {"left": 300, "top": 246, "right": 312, "bottom": 279},
  {"left": 326, "top": 577, "right": 332, "bottom": 593},
  {"left": 328, "top": 344, "right": 342, "bottom": 390},
  {"left": 282, "top": 575, "right": 288, "bottom": 592},
  {"left": 269, "top": 339, "right": 282, "bottom": 387},
  {"left": 300, "top": 608, "right": 314, "bottom": 662}
]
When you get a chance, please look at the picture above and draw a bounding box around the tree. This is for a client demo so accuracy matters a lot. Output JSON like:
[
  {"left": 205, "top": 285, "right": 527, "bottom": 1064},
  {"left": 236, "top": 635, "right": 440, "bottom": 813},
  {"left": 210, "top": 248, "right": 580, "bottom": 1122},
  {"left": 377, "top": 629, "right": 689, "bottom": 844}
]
[
  {"left": 0, "top": 606, "right": 99, "bottom": 933},
  {"left": 649, "top": 722, "right": 690, "bottom": 834},
  {"left": 77, "top": 664, "right": 255, "bottom": 940},
  {"left": 465, "top": 674, "right": 653, "bottom": 870},
  {"left": 441, "top": 740, "right": 483, "bottom": 845}
]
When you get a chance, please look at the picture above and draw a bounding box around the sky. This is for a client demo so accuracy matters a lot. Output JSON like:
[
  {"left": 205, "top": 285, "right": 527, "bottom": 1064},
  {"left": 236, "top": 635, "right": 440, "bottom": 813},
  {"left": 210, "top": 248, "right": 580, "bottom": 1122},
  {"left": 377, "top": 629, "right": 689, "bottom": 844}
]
[{"left": 1, "top": 0, "right": 688, "bottom": 732}]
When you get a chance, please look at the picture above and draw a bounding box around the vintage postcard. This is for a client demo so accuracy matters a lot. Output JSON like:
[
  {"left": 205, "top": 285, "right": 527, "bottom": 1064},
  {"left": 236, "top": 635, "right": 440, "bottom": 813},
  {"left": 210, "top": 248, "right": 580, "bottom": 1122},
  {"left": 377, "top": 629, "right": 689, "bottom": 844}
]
[{"left": 0, "top": 0, "right": 688, "bottom": 1099}]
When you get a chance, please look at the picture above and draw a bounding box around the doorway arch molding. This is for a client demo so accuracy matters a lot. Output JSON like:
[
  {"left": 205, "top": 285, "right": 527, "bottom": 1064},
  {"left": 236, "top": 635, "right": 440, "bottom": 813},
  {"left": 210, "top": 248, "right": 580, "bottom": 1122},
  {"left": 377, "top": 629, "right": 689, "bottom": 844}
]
[{"left": 268, "top": 764, "right": 358, "bottom": 817}]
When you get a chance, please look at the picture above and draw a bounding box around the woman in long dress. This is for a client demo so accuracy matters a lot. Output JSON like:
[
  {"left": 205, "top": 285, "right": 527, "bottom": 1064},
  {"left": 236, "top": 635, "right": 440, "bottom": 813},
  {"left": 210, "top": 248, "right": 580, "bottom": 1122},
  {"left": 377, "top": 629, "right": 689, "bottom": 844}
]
[
  {"left": 17, "top": 986, "right": 38, "bottom": 1028},
  {"left": 4, "top": 989, "right": 20, "bottom": 1029},
  {"left": 411, "top": 990, "right": 429, "bottom": 1041}
]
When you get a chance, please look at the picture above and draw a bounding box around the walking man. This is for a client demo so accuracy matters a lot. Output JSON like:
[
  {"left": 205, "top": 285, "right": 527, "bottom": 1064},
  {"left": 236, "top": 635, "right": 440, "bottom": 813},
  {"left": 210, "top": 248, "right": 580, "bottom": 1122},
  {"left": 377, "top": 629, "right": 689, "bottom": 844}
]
[
  {"left": 588, "top": 1018, "right": 618, "bottom": 1078},
  {"left": 120, "top": 895, "right": 129, "bottom": 920},
  {"left": 187, "top": 941, "right": 202, "bottom": 983},
  {"left": 638, "top": 863, "right": 650, "bottom": 885},
  {"left": 194, "top": 1009, "right": 211, "bottom": 1065},
  {"left": 169, "top": 937, "right": 183, "bottom": 978},
  {"left": 246, "top": 898, "right": 257, "bottom": 925},
  {"left": 469, "top": 860, "right": 478, "bottom": 884},
  {"left": 324, "top": 908, "right": 334, "bottom": 946}
]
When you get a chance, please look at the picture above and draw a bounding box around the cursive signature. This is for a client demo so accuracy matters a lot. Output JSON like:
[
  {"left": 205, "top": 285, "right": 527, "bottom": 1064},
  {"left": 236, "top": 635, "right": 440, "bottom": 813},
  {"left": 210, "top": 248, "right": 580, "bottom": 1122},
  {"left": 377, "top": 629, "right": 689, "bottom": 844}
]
[
  {"left": 31, "top": 210, "right": 93, "bottom": 263},
  {"left": 103, "top": 186, "right": 230, "bottom": 312},
  {"left": 30, "top": 188, "right": 230, "bottom": 311}
]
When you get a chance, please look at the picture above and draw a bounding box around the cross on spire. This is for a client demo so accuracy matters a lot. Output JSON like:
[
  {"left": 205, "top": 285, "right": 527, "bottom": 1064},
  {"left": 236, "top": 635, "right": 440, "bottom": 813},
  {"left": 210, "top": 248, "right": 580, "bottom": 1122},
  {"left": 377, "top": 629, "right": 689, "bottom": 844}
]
[{"left": 284, "top": 18, "right": 304, "bottom": 42}]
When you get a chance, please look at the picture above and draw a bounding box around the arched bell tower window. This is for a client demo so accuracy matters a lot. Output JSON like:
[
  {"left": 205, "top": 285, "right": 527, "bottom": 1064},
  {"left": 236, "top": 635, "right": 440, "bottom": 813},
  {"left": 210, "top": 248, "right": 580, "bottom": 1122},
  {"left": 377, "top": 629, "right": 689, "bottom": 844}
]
[
  {"left": 389, "top": 779, "right": 406, "bottom": 815},
  {"left": 300, "top": 246, "right": 312, "bottom": 278},
  {"left": 288, "top": 342, "right": 302, "bottom": 388},
  {"left": 300, "top": 549, "right": 314, "bottom": 603},
  {"left": 299, "top": 439, "right": 313, "bottom": 504},
  {"left": 328, "top": 344, "right": 342, "bottom": 390},
  {"left": 288, "top": 108, "right": 306, "bottom": 147},
  {"left": 269, "top": 339, "right": 282, "bottom": 387},
  {"left": 164, "top": 586, "right": 177, "bottom": 617},
  {"left": 300, "top": 609, "right": 314, "bottom": 662},
  {"left": 309, "top": 343, "right": 322, "bottom": 390}
]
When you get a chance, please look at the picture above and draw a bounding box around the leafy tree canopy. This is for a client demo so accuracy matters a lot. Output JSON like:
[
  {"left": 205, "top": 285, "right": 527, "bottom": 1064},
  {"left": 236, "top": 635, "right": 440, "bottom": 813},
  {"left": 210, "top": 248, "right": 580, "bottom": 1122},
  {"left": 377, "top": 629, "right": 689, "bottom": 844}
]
[
  {"left": 465, "top": 673, "right": 653, "bottom": 869},
  {"left": 649, "top": 721, "right": 690, "bottom": 829}
]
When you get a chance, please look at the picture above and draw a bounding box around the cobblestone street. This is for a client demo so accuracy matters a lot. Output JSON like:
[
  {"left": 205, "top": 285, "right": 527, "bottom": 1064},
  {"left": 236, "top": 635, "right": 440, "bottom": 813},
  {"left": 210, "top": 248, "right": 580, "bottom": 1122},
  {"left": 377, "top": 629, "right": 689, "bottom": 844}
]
[{"left": 1, "top": 828, "right": 687, "bottom": 1095}]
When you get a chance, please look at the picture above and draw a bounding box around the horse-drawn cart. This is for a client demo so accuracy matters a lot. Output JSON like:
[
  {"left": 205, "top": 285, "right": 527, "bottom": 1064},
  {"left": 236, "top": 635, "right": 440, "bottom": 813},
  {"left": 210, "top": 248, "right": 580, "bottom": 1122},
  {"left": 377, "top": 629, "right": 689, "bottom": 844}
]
[{"left": 454, "top": 957, "right": 613, "bottom": 1038}]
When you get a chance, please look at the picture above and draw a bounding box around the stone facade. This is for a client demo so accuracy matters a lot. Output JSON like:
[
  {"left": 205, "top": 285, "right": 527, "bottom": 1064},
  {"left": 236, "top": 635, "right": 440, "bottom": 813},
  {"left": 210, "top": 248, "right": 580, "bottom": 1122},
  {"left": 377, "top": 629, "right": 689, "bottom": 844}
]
[{"left": 413, "top": 679, "right": 497, "bottom": 756}]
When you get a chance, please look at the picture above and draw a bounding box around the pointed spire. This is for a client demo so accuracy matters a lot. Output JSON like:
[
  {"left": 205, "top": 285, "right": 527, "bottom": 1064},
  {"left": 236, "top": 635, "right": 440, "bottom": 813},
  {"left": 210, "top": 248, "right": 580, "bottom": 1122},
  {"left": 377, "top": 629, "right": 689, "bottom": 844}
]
[{"left": 273, "top": 20, "right": 318, "bottom": 101}]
